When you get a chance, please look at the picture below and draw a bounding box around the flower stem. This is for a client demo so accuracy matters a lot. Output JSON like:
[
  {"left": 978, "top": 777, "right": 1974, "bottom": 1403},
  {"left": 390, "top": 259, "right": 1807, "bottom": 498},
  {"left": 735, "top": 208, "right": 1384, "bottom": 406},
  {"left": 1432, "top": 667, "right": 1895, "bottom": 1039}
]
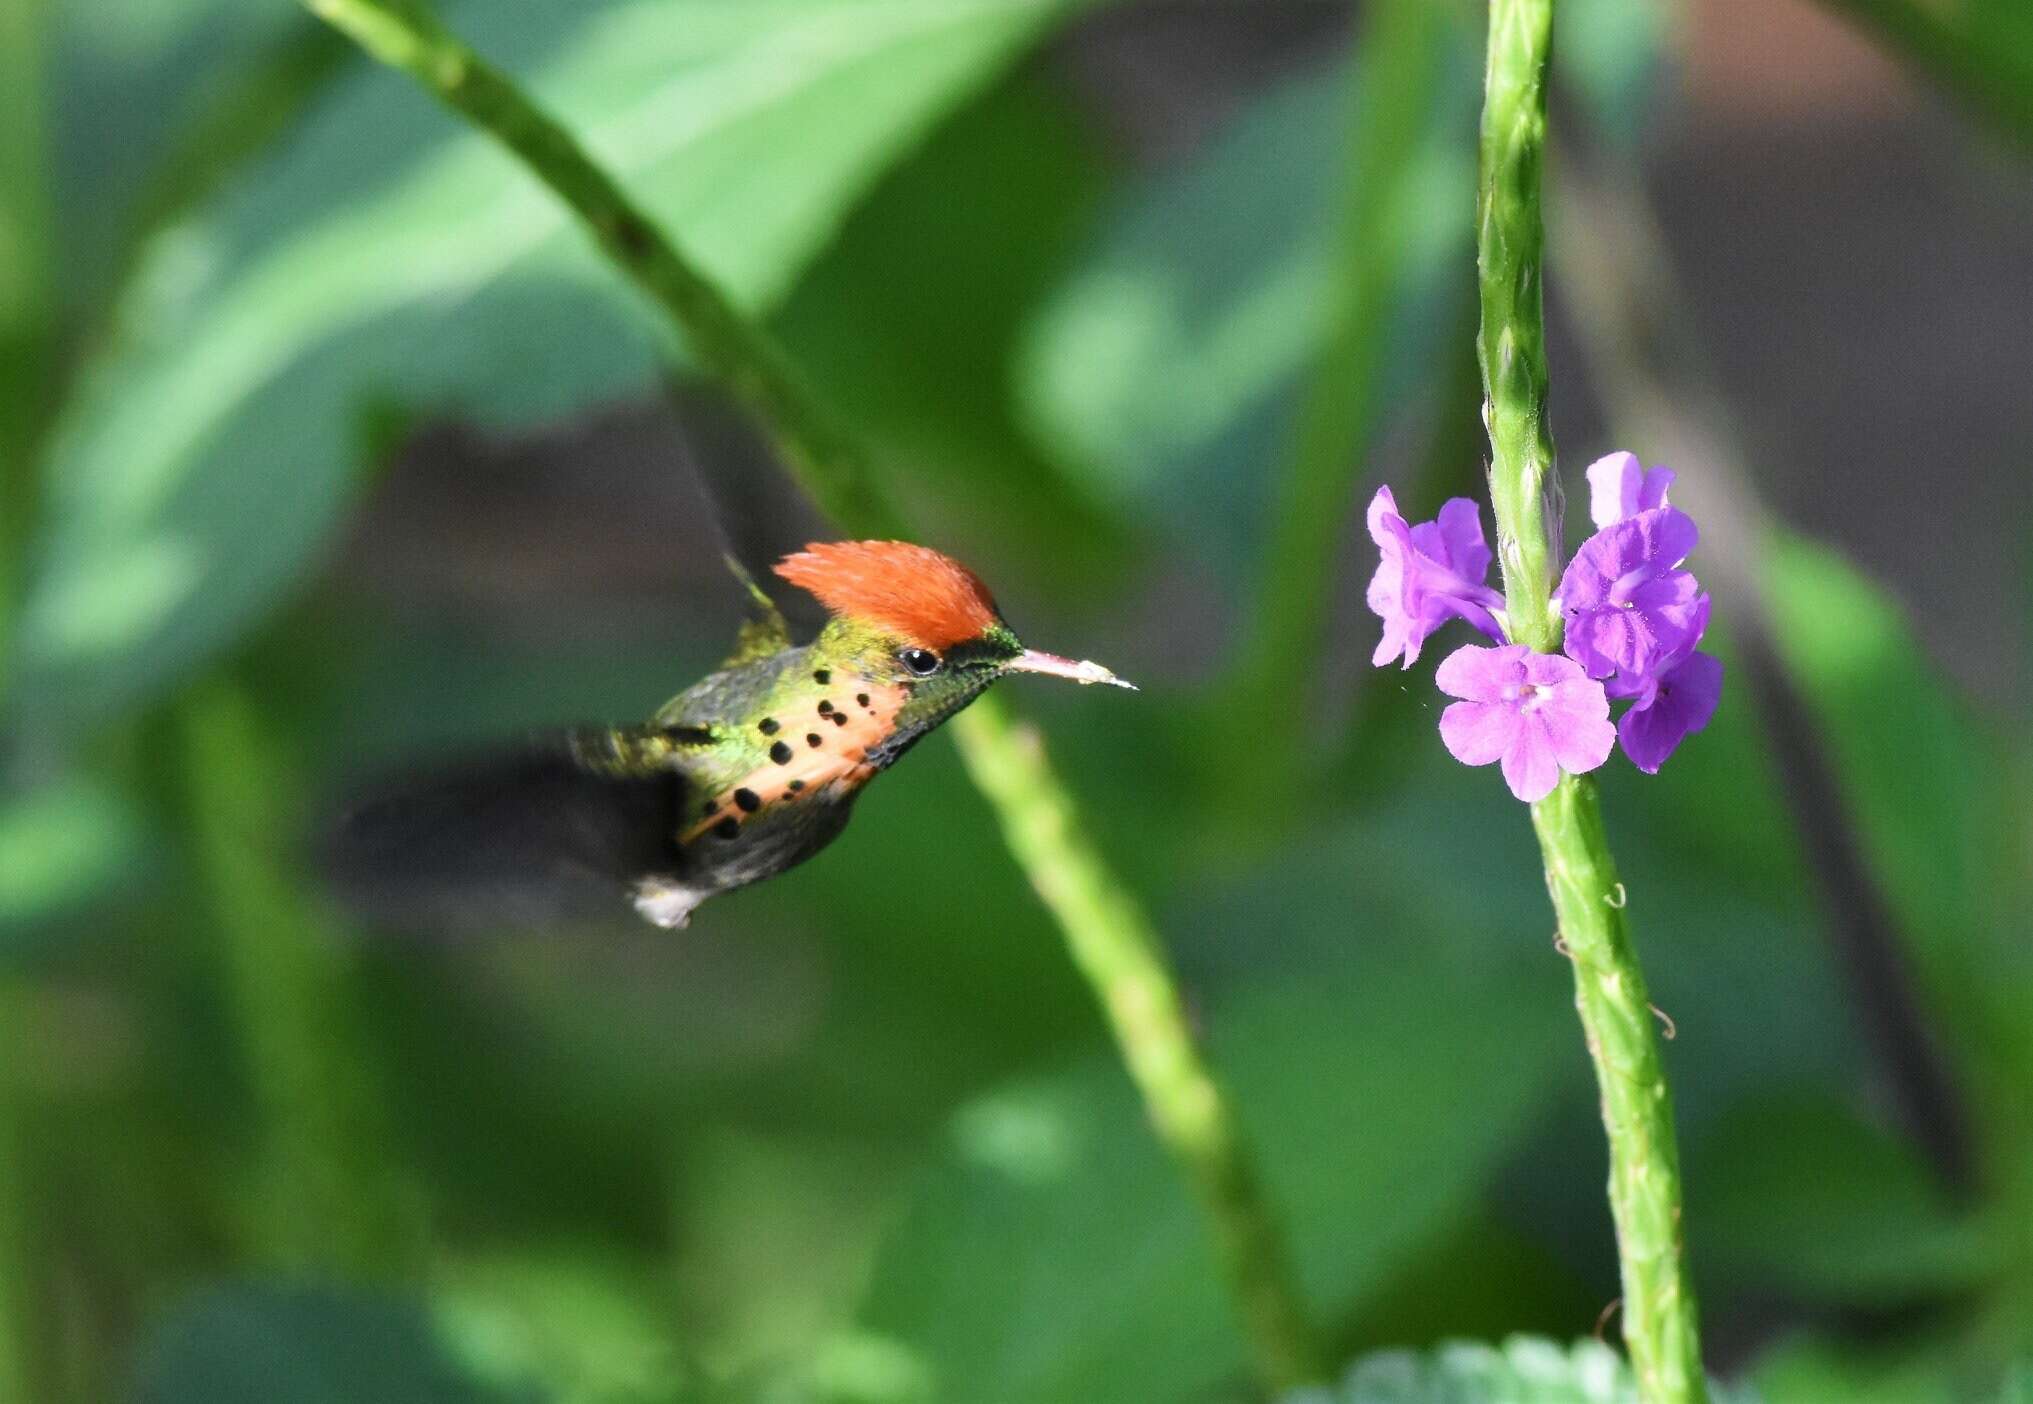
[
  {"left": 178, "top": 677, "right": 422, "bottom": 1277},
  {"left": 1476, "top": 2, "right": 1706, "bottom": 1399},
  {"left": 1529, "top": 778, "right": 1705, "bottom": 1402},
  {"left": 951, "top": 700, "right": 1323, "bottom": 1389},
  {"left": 305, "top": 0, "right": 1324, "bottom": 1387},
  {"left": 1477, "top": 0, "right": 1561, "bottom": 655}
]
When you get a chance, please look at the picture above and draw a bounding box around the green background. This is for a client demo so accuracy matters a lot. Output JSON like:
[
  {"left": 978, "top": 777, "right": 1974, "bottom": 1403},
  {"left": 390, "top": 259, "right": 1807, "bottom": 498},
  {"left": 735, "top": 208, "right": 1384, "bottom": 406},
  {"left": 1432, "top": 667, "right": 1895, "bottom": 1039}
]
[{"left": 3, "top": 1, "right": 2029, "bottom": 1400}]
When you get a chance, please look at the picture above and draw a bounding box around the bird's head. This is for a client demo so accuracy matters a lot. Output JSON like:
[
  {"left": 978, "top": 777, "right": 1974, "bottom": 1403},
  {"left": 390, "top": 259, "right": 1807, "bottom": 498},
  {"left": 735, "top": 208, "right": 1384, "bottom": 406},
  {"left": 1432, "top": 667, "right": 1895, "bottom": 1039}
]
[{"left": 774, "top": 540, "right": 1133, "bottom": 746}]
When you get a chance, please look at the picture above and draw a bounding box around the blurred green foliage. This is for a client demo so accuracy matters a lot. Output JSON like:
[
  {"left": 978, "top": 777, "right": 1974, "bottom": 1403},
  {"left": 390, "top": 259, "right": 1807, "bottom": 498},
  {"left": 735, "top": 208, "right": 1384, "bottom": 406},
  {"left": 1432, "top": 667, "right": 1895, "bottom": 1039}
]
[{"left": 3, "top": 1, "right": 2031, "bottom": 1402}]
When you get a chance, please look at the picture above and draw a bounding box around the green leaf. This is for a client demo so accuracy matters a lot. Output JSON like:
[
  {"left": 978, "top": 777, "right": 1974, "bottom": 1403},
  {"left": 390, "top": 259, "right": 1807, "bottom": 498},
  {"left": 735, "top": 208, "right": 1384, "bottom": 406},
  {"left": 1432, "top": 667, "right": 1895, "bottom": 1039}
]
[
  {"left": 1751, "top": 1333, "right": 2014, "bottom": 1404},
  {"left": 0, "top": 776, "right": 148, "bottom": 940},
  {"left": 1016, "top": 53, "right": 1475, "bottom": 565},
  {"left": 1820, "top": 0, "right": 2033, "bottom": 150},
  {"left": 15, "top": 0, "right": 1071, "bottom": 731},
  {"left": 432, "top": 1248, "right": 690, "bottom": 1404},
  {"left": 1296, "top": 1337, "right": 1639, "bottom": 1404},
  {"left": 129, "top": 1284, "right": 529, "bottom": 1404},
  {"left": 849, "top": 857, "right": 1568, "bottom": 1404},
  {"left": 1760, "top": 537, "right": 1991, "bottom": 954},
  {"left": 1758, "top": 535, "right": 2031, "bottom": 1095},
  {"left": 49, "top": 0, "right": 311, "bottom": 303},
  {"left": 773, "top": 69, "right": 1129, "bottom": 595},
  {"left": 1690, "top": 1091, "right": 2001, "bottom": 1305}
]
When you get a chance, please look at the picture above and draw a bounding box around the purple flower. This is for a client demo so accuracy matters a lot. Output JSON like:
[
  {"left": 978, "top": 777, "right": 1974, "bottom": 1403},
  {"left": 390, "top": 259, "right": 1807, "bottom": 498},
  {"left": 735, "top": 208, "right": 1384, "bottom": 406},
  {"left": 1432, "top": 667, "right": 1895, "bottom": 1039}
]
[
  {"left": 1617, "top": 652, "right": 1723, "bottom": 773},
  {"left": 1366, "top": 487, "right": 1506, "bottom": 668},
  {"left": 1557, "top": 507, "right": 1706, "bottom": 682},
  {"left": 1586, "top": 451, "right": 1675, "bottom": 529},
  {"left": 1605, "top": 599, "right": 1722, "bottom": 773},
  {"left": 1435, "top": 644, "right": 1616, "bottom": 803}
]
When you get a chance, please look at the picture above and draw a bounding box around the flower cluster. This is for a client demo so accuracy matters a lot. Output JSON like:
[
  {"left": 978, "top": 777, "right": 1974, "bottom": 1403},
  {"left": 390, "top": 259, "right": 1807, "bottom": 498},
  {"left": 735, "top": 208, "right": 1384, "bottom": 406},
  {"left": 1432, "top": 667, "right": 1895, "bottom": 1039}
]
[{"left": 1366, "top": 453, "right": 1721, "bottom": 802}]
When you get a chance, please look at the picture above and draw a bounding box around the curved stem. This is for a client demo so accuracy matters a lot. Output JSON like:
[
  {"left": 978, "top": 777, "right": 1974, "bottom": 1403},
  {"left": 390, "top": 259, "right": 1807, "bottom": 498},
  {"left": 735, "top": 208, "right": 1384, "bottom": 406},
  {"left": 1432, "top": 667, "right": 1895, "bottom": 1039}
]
[
  {"left": 1477, "top": 2, "right": 1705, "bottom": 1399},
  {"left": 303, "top": 0, "right": 900, "bottom": 540},
  {"left": 304, "top": 0, "right": 1323, "bottom": 1388},
  {"left": 951, "top": 696, "right": 1322, "bottom": 1389}
]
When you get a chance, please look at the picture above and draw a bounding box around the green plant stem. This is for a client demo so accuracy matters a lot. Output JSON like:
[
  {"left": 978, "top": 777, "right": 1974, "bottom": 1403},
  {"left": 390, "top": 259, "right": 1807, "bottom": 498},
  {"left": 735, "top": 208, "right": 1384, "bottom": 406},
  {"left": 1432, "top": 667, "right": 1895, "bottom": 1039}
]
[
  {"left": 303, "top": 0, "right": 898, "bottom": 538},
  {"left": 178, "top": 678, "right": 420, "bottom": 1277},
  {"left": 951, "top": 700, "right": 1321, "bottom": 1389},
  {"left": 0, "top": 2, "right": 51, "bottom": 1398},
  {"left": 1477, "top": 0, "right": 1561, "bottom": 655},
  {"left": 305, "top": 0, "right": 1324, "bottom": 1388},
  {"left": 1528, "top": 781, "right": 1703, "bottom": 1403},
  {"left": 0, "top": 1006, "right": 35, "bottom": 1404},
  {"left": 0, "top": 0, "right": 52, "bottom": 690},
  {"left": 1819, "top": 0, "right": 2033, "bottom": 151},
  {"left": 1477, "top": 3, "right": 1705, "bottom": 1400}
]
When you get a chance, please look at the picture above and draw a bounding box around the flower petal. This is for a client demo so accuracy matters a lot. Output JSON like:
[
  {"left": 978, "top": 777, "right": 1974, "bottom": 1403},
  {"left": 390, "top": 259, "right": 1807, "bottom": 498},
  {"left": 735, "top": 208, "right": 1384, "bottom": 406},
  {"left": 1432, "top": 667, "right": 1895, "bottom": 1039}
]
[
  {"left": 1435, "top": 643, "right": 1529, "bottom": 702},
  {"left": 1635, "top": 506, "right": 1699, "bottom": 571},
  {"left": 1585, "top": 453, "right": 1678, "bottom": 529},
  {"left": 1439, "top": 698, "right": 1522, "bottom": 766},
  {"left": 1560, "top": 502, "right": 1706, "bottom": 684},
  {"left": 1546, "top": 700, "right": 1617, "bottom": 776},
  {"left": 1432, "top": 498, "right": 1493, "bottom": 581},
  {"left": 1366, "top": 487, "right": 1507, "bottom": 667},
  {"left": 1370, "top": 615, "right": 1409, "bottom": 669},
  {"left": 1619, "top": 651, "right": 1724, "bottom": 772},
  {"left": 1636, "top": 466, "right": 1676, "bottom": 514},
  {"left": 1365, "top": 485, "right": 1403, "bottom": 548},
  {"left": 1585, "top": 452, "right": 1643, "bottom": 529},
  {"left": 1668, "top": 650, "right": 1725, "bottom": 733},
  {"left": 1560, "top": 507, "right": 1699, "bottom": 608},
  {"left": 1500, "top": 719, "right": 1562, "bottom": 802},
  {"left": 1520, "top": 650, "right": 1584, "bottom": 689}
]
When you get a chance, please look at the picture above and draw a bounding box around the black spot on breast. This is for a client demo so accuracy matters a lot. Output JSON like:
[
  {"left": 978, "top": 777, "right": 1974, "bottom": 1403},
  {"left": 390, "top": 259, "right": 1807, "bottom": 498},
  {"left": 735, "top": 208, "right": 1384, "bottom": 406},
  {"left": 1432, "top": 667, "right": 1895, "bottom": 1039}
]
[
  {"left": 713, "top": 817, "right": 741, "bottom": 840},
  {"left": 856, "top": 693, "right": 871, "bottom": 709},
  {"left": 769, "top": 740, "right": 794, "bottom": 765},
  {"left": 758, "top": 717, "right": 779, "bottom": 735},
  {"left": 733, "top": 787, "right": 761, "bottom": 813},
  {"left": 817, "top": 699, "right": 834, "bottom": 715},
  {"left": 813, "top": 669, "right": 831, "bottom": 685},
  {"left": 829, "top": 711, "right": 850, "bottom": 727},
  {"left": 807, "top": 733, "right": 823, "bottom": 748},
  {"left": 787, "top": 779, "right": 805, "bottom": 792}
]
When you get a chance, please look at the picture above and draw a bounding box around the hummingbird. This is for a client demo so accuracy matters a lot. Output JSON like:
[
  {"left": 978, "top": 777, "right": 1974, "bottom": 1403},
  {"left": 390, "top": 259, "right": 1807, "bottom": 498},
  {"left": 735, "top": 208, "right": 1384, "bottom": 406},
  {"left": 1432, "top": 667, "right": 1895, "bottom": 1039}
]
[{"left": 326, "top": 540, "right": 1134, "bottom": 930}]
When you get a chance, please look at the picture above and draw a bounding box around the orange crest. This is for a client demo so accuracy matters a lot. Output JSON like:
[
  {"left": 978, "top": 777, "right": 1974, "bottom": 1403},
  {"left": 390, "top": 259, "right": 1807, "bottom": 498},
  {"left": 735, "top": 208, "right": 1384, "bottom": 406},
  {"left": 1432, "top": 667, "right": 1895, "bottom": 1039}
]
[{"left": 774, "top": 540, "right": 1000, "bottom": 650}]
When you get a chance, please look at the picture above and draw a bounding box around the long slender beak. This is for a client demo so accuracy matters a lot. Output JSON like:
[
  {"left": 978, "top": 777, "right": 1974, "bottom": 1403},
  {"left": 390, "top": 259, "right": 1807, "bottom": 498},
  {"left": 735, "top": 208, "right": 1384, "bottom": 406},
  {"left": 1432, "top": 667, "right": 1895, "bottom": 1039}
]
[{"left": 1006, "top": 649, "right": 1137, "bottom": 690}]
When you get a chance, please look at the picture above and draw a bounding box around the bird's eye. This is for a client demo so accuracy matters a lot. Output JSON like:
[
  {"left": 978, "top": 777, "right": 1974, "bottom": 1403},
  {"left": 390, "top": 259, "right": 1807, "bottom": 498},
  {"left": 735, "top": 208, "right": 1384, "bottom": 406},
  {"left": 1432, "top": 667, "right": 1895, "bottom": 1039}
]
[{"left": 898, "top": 647, "right": 943, "bottom": 676}]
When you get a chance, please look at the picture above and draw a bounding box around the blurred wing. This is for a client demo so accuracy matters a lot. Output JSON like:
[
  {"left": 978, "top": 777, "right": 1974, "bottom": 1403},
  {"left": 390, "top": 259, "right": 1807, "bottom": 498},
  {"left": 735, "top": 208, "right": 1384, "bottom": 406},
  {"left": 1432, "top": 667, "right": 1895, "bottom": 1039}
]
[{"left": 319, "top": 725, "right": 709, "bottom": 933}]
